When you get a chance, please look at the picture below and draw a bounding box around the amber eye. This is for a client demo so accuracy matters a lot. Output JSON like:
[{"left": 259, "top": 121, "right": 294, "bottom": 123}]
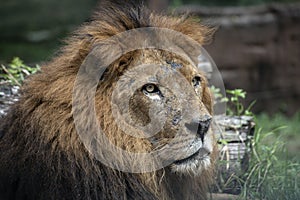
[
  {"left": 142, "top": 83, "right": 159, "bottom": 94},
  {"left": 192, "top": 76, "right": 201, "bottom": 87}
]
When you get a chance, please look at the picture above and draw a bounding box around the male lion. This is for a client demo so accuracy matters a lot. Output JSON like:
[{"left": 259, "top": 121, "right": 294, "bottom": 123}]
[{"left": 0, "top": 1, "right": 217, "bottom": 199}]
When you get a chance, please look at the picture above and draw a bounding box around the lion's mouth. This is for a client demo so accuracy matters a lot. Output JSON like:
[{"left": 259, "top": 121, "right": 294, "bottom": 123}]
[{"left": 174, "top": 147, "right": 210, "bottom": 165}]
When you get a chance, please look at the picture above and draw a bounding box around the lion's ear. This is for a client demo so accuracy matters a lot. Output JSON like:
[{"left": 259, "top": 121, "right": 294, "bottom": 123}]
[
  {"left": 116, "top": 53, "right": 135, "bottom": 72},
  {"left": 99, "top": 52, "right": 135, "bottom": 82},
  {"left": 76, "top": 42, "right": 122, "bottom": 85}
]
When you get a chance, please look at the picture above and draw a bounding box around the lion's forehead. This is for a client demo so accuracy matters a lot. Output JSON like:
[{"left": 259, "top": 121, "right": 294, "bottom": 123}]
[{"left": 127, "top": 49, "right": 201, "bottom": 82}]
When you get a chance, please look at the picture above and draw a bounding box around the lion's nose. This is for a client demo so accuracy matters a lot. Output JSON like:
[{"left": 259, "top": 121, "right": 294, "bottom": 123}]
[{"left": 185, "top": 115, "right": 212, "bottom": 142}]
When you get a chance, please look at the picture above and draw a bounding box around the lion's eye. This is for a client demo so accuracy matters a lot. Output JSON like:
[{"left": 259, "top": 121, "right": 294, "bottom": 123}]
[
  {"left": 142, "top": 83, "right": 160, "bottom": 94},
  {"left": 192, "top": 76, "right": 201, "bottom": 87}
]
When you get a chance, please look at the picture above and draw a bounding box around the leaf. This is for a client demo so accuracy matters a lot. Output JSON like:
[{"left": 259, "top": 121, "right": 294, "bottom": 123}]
[{"left": 0, "top": 57, "right": 40, "bottom": 86}]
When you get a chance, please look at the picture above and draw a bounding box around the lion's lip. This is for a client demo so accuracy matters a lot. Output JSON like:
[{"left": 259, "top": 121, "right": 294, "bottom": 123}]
[{"left": 173, "top": 148, "right": 210, "bottom": 165}]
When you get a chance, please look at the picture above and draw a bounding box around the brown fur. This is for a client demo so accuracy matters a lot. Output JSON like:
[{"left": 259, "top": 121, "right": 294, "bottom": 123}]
[{"left": 0, "top": 1, "right": 217, "bottom": 199}]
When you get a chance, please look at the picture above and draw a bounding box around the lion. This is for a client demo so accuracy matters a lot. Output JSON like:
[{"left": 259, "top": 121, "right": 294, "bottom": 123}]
[{"left": 0, "top": 1, "right": 217, "bottom": 199}]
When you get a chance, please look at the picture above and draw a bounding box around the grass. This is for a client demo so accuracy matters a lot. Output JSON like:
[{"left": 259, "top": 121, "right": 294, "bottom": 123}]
[
  {"left": 237, "top": 112, "right": 300, "bottom": 199},
  {"left": 211, "top": 88, "right": 299, "bottom": 199},
  {"left": 255, "top": 112, "right": 300, "bottom": 160}
]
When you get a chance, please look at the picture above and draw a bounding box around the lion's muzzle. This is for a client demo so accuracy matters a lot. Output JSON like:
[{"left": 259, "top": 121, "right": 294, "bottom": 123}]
[{"left": 184, "top": 115, "right": 212, "bottom": 142}]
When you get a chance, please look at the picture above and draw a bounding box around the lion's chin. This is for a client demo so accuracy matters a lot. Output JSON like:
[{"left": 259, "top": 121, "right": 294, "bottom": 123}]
[{"left": 170, "top": 148, "right": 211, "bottom": 175}]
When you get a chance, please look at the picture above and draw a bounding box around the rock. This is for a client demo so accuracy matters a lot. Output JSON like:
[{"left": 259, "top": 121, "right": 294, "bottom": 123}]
[{"left": 0, "top": 84, "right": 20, "bottom": 116}]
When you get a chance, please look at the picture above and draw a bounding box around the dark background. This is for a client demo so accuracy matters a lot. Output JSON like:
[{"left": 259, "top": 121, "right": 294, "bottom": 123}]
[
  {"left": 1, "top": 0, "right": 298, "bottom": 62},
  {"left": 1, "top": 0, "right": 300, "bottom": 115}
]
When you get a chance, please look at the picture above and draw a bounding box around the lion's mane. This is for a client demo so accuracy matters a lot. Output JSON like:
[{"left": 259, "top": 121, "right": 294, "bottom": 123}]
[{"left": 0, "top": 1, "right": 216, "bottom": 199}]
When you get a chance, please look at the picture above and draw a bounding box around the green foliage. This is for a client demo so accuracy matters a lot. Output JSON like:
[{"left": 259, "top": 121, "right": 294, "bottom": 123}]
[
  {"left": 256, "top": 112, "right": 300, "bottom": 160},
  {"left": 210, "top": 85, "right": 228, "bottom": 103},
  {"left": 0, "top": 57, "right": 40, "bottom": 86},
  {"left": 210, "top": 86, "right": 254, "bottom": 116},
  {"left": 226, "top": 89, "right": 246, "bottom": 116},
  {"left": 239, "top": 126, "right": 300, "bottom": 199}
]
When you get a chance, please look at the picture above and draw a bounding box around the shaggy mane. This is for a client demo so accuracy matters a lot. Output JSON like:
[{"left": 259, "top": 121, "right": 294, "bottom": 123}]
[{"left": 0, "top": 1, "right": 216, "bottom": 200}]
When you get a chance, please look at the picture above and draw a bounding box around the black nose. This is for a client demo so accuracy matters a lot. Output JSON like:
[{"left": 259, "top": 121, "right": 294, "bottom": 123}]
[{"left": 185, "top": 116, "right": 212, "bottom": 142}]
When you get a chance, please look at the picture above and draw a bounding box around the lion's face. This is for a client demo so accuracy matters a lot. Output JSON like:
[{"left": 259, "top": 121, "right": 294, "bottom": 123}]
[{"left": 102, "top": 50, "right": 215, "bottom": 174}]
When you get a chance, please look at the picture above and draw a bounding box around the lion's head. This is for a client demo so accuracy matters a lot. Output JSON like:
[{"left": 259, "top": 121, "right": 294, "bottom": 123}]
[
  {"left": 87, "top": 49, "right": 216, "bottom": 175},
  {"left": 0, "top": 1, "right": 218, "bottom": 199}
]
